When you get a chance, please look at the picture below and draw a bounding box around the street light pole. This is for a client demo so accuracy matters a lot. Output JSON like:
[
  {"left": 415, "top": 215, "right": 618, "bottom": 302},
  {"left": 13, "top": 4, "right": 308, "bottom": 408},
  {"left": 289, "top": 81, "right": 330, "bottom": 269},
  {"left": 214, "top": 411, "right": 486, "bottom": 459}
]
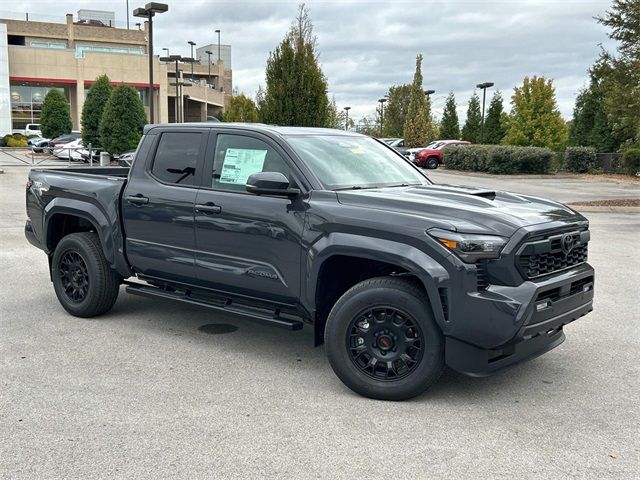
[
  {"left": 344, "top": 106, "right": 351, "bottom": 131},
  {"left": 378, "top": 98, "right": 387, "bottom": 137},
  {"left": 133, "top": 2, "right": 168, "bottom": 124},
  {"left": 205, "top": 50, "right": 213, "bottom": 86},
  {"left": 161, "top": 54, "right": 183, "bottom": 123},
  {"left": 476, "top": 82, "right": 494, "bottom": 143},
  {"left": 188, "top": 41, "right": 196, "bottom": 80},
  {"left": 215, "top": 29, "right": 221, "bottom": 63}
]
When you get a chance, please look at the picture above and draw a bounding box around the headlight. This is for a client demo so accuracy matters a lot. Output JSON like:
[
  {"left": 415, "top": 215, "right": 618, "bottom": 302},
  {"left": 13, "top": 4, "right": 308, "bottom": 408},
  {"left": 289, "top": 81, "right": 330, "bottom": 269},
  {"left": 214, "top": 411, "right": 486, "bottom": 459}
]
[{"left": 427, "top": 228, "right": 508, "bottom": 263}]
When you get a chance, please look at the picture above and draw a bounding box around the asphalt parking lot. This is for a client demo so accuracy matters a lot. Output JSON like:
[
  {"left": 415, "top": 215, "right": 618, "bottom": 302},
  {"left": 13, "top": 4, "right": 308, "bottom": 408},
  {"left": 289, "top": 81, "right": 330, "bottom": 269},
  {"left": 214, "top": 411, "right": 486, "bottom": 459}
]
[{"left": 1, "top": 165, "right": 639, "bottom": 479}]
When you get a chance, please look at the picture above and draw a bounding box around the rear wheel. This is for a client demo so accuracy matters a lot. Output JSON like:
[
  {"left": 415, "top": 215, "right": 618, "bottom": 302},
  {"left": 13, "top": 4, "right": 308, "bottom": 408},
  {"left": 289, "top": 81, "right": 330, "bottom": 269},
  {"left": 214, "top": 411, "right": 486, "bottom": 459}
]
[
  {"left": 325, "top": 277, "right": 444, "bottom": 400},
  {"left": 52, "top": 232, "right": 120, "bottom": 317},
  {"left": 426, "top": 157, "right": 439, "bottom": 169}
]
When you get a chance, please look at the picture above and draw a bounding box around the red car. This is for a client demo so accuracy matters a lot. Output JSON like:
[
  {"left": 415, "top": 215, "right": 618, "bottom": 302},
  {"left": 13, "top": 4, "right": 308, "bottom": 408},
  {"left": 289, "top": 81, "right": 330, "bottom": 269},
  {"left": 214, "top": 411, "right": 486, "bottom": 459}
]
[{"left": 408, "top": 140, "right": 470, "bottom": 169}]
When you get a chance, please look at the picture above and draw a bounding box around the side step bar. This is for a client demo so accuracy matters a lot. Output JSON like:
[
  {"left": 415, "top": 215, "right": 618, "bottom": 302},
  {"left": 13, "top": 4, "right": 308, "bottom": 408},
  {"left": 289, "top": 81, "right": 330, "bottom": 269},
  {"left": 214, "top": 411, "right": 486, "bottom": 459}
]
[{"left": 125, "top": 283, "right": 304, "bottom": 331}]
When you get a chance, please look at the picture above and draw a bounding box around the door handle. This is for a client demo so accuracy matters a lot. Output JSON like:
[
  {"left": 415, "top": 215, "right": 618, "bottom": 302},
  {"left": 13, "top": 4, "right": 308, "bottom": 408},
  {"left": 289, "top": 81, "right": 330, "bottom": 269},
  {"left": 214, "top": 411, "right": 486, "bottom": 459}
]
[
  {"left": 125, "top": 194, "right": 149, "bottom": 205},
  {"left": 195, "top": 202, "right": 222, "bottom": 214}
]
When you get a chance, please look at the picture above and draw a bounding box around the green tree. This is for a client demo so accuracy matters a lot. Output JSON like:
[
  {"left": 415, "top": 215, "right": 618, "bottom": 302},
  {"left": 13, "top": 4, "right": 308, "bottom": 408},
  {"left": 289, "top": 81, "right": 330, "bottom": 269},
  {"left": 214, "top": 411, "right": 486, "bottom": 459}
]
[
  {"left": 260, "top": 4, "right": 329, "bottom": 126},
  {"left": 569, "top": 85, "right": 616, "bottom": 152},
  {"left": 383, "top": 84, "right": 412, "bottom": 137},
  {"left": 483, "top": 91, "right": 506, "bottom": 144},
  {"left": 592, "top": 0, "right": 640, "bottom": 147},
  {"left": 99, "top": 85, "right": 146, "bottom": 155},
  {"left": 325, "top": 95, "right": 347, "bottom": 129},
  {"left": 223, "top": 94, "right": 259, "bottom": 122},
  {"left": 502, "top": 76, "right": 568, "bottom": 151},
  {"left": 461, "top": 93, "right": 482, "bottom": 143},
  {"left": 403, "top": 54, "right": 437, "bottom": 147},
  {"left": 40, "top": 89, "right": 72, "bottom": 139},
  {"left": 439, "top": 92, "right": 460, "bottom": 139},
  {"left": 81, "top": 75, "right": 113, "bottom": 148}
]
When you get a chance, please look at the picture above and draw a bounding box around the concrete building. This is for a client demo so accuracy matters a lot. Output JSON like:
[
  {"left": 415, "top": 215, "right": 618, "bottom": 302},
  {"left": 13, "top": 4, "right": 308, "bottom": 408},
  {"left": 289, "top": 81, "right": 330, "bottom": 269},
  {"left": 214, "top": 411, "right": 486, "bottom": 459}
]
[{"left": 0, "top": 11, "right": 232, "bottom": 135}]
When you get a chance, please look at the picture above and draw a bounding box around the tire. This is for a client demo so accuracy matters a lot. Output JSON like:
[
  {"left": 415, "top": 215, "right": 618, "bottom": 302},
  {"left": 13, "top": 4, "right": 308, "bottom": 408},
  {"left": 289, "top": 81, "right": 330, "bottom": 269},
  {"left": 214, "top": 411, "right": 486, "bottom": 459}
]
[
  {"left": 426, "top": 157, "right": 439, "bottom": 169},
  {"left": 325, "top": 276, "right": 444, "bottom": 400},
  {"left": 51, "top": 232, "right": 120, "bottom": 317}
]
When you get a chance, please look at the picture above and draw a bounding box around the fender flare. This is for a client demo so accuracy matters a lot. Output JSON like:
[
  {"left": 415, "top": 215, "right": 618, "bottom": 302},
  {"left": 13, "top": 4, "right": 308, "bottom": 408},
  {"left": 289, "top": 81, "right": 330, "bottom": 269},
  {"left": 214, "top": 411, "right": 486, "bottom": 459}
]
[
  {"left": 43, "top": 198, "right": 130, "bottom": 277},
  {"left": 304, "top": 232, "right": 451, "bottom": 328}
]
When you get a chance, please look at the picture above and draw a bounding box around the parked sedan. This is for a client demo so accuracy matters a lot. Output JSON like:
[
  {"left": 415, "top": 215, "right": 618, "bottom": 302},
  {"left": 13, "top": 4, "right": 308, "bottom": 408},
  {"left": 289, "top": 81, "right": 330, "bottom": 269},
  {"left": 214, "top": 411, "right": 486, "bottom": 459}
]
[
  {"left": 408, "top": 140, "right": 470, "bottom": 169},
  {"left": 53, "top": 138, "right": 84, "bottom": 161},
  {"left": 379, "top": 138, "right": 410, "bottom": 157},
  {"left": 28, "top": 137, "right": 51, "bottom": 153},
  {"left": 47, "top": 132, "right": 81, "bottom": 153}
]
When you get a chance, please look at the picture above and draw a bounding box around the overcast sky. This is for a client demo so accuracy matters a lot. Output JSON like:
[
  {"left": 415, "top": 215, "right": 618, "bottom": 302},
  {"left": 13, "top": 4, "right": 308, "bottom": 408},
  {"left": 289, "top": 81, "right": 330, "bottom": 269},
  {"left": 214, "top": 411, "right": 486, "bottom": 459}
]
[{"left": 10, "top": 0, "right": 617, "bottom": 122}]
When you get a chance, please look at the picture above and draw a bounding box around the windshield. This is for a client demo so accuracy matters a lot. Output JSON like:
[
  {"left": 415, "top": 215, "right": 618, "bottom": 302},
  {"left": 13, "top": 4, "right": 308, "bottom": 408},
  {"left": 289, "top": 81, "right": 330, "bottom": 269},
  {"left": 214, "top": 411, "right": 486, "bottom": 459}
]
[{"left": 286, "top": 135, "right": 429, "bottom": 190}]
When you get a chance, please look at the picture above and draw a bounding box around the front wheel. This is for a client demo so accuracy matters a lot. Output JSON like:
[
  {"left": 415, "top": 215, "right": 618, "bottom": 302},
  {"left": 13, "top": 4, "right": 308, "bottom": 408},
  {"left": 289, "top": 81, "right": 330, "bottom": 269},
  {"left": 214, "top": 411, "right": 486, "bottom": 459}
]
[
  {"left": 325, "top": 277, "right": 444, "bottom": 400},
  {"left": 426, "top": 157, "right": 439, "bottom": 169},
  {"left": 51, "top": 232, "right": 120, "bottom": 317}
]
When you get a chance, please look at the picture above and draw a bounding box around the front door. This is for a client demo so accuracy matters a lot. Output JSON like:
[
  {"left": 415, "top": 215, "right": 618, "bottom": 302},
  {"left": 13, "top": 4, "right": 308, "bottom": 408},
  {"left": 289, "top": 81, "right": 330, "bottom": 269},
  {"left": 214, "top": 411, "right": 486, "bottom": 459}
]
[
  {"left": 122, "top": 129, "right": 207, "bottom": 284},
  {"left": 193, "top": 131, "right": 307, "bottom": 304}
]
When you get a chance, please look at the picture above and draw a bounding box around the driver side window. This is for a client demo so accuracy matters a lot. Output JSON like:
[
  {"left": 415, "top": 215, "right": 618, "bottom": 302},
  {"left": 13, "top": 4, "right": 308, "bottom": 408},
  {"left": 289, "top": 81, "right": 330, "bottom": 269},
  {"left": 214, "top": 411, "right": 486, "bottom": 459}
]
[{"left": 212, "top": 134, "right": 291, "bottom": 192}]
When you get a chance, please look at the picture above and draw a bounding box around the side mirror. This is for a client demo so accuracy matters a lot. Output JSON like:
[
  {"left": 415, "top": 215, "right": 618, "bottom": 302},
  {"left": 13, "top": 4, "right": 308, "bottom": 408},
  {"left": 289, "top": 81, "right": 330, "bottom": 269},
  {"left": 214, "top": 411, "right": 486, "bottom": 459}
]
[{"left": 246, "top": 172, "right": 301, "bottom": 197}]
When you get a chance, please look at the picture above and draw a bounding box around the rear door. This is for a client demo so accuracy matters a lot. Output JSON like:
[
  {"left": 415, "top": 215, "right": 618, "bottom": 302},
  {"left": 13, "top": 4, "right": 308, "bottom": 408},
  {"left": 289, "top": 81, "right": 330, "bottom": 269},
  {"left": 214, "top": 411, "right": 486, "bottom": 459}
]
[
  {"left": 192, "top": 130, "right": 308, "bottom": 303},
  {"left": 122, "top": 129, "right": 208, "bottom": 284}
]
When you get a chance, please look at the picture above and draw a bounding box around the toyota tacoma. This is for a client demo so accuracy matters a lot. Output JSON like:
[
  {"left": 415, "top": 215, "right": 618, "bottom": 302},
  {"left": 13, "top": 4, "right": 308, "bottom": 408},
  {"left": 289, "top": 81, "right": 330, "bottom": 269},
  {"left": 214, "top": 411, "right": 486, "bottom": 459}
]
[{"left": 25, "top": 124, "right": 594, "bottom": 400}]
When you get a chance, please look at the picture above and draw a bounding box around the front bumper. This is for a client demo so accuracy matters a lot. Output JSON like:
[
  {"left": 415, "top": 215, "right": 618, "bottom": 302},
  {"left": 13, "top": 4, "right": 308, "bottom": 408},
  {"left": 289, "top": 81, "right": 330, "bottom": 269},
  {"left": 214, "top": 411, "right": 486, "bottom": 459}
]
[{"left": 445, "top": 263, "right": 594, "bottom": 376}]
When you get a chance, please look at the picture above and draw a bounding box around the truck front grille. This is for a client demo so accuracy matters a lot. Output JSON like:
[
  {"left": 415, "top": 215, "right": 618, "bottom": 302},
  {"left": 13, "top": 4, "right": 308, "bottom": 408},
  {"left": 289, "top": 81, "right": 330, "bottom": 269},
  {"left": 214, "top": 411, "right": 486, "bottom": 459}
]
[{"left": 516, "top": 228, "right": 589, "bottom": 279}]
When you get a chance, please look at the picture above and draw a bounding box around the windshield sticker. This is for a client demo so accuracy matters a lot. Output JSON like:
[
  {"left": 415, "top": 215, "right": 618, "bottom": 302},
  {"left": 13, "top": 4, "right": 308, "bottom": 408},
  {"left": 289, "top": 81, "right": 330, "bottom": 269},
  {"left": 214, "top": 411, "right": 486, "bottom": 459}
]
[{"left": 219, "top": 148, "right": 267, "bottom": 184}]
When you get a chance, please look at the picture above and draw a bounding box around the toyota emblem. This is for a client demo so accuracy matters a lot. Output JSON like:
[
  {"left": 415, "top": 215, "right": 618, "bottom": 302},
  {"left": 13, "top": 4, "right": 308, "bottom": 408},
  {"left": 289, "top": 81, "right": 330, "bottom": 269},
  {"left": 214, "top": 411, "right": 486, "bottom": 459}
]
[{"left": 561, "top": 233, "right": 575, "bottom": 255}]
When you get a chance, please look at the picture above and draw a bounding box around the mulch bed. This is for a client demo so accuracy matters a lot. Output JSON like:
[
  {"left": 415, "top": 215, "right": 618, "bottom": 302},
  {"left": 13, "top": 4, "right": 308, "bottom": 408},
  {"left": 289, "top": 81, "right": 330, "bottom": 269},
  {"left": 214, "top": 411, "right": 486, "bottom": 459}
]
[{"left": 567, "top": 199, "right": 640, "bottom": 207}]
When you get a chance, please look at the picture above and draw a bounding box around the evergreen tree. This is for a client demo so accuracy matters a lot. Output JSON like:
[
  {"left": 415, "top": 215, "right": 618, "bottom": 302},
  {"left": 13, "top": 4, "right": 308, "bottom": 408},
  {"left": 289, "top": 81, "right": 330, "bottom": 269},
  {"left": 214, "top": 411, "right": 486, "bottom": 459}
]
[
  {"left": 383, "top": 84, "right": 412, "bottom": 137},
  {"left": 502, "top": 76, "right": 568, "bottom": 151},
  {"left": 99, "top": 85, "right": 146, "bottom": 155},
  {"left": 40, "top": 89, "right": 72, "bottom": 139},
  {"left": 325, "top": 96, "right": 346, "bottom": 129},
  {"left": 439, "top": 92, "right": 460, "bottom": 139},
  {"left": 483, "top": 91, "right": 506, "bottom": 144},
  {"left": 260, "top": 4, "right": 329, "bottom": 126},
  {"left": 223, "top": 94, "right": 259, "bottom": 122},
  {"left": 81, "top": 75, "right": 113, "bottom": 148},
  {"left": 461, "top": 93, "right": 482, "bottom": 143},
  {"left": 403, "top": 54, "right": 437, "bottom": 147},
  {"left": 569, "top": 85, "right": 616, "bottom": 151},
  {"left": 592, "top": 0, "right": 640, "bottom": 146}
]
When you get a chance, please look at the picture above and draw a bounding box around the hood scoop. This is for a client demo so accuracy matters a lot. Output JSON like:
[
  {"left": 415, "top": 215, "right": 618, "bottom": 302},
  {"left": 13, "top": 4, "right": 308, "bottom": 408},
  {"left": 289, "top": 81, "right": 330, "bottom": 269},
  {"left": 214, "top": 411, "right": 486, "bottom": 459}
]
[
  {"left": 419, "top": 184, "right": 497, "bottom": 201},
  {"left": 467, "top": 189, "right": 496, "bottom": 200}
]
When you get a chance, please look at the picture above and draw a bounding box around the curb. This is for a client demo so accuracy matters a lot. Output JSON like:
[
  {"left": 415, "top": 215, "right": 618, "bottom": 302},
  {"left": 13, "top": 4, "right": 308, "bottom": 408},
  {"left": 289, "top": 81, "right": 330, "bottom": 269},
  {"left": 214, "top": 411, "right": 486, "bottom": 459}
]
[{"left": 568, "top": 205, "right": 640, "bottom": 213}]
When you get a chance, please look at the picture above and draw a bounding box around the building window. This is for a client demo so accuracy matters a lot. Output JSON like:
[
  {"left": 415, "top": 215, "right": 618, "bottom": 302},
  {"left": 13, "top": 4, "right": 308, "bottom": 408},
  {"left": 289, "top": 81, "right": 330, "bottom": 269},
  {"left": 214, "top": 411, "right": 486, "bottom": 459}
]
[
  {"left": 30, "top": 41, "right": 66, "bottom": 49},
  {"left": 75, "top": 44, "right": 144, "bottom": 58},
  {"left": 10, "top": 85, "right": 68, "bottom": 131}
]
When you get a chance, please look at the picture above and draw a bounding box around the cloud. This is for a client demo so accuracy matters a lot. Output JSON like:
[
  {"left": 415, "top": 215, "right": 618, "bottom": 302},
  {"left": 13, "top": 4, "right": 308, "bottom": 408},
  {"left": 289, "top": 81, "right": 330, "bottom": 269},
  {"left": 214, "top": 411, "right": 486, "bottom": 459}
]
[{"left": 12, "top": 0, "right": 616, "bottom": 122}]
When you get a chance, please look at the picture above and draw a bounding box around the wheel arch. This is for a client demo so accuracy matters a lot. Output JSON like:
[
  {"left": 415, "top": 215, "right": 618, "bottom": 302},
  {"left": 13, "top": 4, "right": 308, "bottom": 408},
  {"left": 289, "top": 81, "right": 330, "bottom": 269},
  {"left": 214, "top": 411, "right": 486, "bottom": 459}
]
[
  {"left": 305, "top": 233, "right": 451, "bottom": 345},
  {"left": 43, "top": 198, "right": 130, "bottom": 277}
]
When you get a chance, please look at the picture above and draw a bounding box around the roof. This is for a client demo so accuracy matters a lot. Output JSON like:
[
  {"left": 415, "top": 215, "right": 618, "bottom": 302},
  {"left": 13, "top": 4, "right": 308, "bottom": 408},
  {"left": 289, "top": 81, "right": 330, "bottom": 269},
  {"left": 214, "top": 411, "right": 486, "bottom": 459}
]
[{"left": 144, "top": 123, "right": 365, "bottom": 137}]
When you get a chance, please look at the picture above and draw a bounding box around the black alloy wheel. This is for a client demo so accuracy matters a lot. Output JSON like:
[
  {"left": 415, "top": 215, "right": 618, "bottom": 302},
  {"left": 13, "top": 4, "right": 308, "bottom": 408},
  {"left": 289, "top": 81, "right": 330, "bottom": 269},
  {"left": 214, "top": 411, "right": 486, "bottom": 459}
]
[
  {"left": 58, "top": 251, "right": 90, "bottom": 302},
  {"left": 347, "top": 306, "right": 424, "bottom": 381}
]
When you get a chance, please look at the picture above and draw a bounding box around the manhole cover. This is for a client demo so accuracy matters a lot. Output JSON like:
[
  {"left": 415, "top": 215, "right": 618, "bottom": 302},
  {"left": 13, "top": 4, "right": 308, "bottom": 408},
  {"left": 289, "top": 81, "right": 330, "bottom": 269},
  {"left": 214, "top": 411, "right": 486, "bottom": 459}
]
[{"left": 198, "top": 323, "right": 238, "bottom": 335}]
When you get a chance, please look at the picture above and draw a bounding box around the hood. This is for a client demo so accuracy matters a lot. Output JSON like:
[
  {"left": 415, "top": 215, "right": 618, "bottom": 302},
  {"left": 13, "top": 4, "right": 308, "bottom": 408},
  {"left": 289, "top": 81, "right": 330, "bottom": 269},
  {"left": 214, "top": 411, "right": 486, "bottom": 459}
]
[{"left": 336, "top": 183, "right": 585, "bottom": 237}]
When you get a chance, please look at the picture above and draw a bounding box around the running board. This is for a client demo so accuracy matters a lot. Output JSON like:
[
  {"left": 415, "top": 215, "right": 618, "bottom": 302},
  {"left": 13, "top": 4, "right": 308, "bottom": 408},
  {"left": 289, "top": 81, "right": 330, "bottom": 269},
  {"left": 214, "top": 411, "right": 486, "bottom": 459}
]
[{"left": 125, "top": 283, "right": 304, "bottom": 330}]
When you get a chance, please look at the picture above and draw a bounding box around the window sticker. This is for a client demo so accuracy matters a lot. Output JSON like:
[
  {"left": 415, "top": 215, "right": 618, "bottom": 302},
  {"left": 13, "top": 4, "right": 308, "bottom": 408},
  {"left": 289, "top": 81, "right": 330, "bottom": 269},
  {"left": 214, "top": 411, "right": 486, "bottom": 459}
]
[{"left": 219, "top": 148, "right": 268, "bottom": 184}]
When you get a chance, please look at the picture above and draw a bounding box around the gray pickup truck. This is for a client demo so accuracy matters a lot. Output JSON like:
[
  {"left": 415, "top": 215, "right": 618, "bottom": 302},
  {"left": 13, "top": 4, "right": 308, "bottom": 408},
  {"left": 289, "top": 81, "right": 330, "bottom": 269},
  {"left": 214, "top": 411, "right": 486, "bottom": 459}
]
[{"left": 25, "top": 124, "right": 594, "bottom": 400}]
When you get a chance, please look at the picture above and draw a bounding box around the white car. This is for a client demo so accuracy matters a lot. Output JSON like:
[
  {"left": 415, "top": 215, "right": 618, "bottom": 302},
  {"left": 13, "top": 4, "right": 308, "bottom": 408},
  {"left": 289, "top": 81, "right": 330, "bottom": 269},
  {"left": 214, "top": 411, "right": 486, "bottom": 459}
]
[{"left": 53, "top": 138, "right": 84, "bottom": 161}]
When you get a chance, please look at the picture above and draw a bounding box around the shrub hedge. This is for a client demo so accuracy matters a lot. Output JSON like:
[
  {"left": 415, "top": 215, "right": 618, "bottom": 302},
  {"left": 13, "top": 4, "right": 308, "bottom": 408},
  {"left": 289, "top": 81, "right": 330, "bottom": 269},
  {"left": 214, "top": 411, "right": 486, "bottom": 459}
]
[
  {"left": 622, "top": 148, "right": 640, "bottom": 176},
  {"left": 443, "top": 145, "right": 553, "bottom": 174},
  {"left": 1, "top": 133, "right": 28, "bottom": 148},
  {"left": 564, "top": 146, "right": 598, "bottom": 173}
]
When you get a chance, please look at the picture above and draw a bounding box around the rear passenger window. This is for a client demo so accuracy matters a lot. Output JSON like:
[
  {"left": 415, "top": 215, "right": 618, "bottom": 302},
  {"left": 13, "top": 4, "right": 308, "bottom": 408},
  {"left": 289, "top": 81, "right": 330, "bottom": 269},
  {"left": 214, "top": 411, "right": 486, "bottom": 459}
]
[
  {"left": 212, "top": 134, "right": 291, "bottom": 192},
  {"left": 151, "top": 132, "right": 202, "bottom": 185}
]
